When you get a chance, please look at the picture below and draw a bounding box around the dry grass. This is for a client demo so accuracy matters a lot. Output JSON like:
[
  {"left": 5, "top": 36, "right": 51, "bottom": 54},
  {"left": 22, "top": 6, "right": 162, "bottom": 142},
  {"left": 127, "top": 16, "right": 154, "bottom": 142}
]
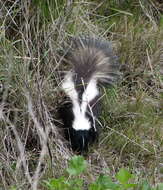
[{"left": 0, "top": 0, "right": 163, "bottom": 189}]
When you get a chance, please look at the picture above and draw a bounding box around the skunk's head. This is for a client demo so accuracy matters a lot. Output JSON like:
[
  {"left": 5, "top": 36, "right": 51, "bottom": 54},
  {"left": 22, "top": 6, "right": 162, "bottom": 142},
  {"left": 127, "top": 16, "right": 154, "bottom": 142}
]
[{"left": 59, "top": 72, "right": 100, "bottom": 153}]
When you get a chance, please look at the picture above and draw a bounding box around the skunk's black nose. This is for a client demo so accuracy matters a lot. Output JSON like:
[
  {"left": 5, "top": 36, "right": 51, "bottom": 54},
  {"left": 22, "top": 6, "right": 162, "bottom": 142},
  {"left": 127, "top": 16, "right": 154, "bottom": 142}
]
[
  {"left": 70, "top": 129, "right": 89, "bottom": 153},
  {"left": 68, "top": 127, "right": 97, "bottom": 154}
]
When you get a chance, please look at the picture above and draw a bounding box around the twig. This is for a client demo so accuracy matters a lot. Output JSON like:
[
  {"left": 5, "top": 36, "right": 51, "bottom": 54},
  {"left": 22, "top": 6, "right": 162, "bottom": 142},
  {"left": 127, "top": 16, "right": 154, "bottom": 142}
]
[{"left": 0, "top": 55, "right": 38, "bottom": 60}]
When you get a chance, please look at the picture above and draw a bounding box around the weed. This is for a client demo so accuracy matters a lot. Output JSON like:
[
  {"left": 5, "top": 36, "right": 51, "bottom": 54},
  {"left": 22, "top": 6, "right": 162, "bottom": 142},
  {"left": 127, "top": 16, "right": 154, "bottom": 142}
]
[
  {"left": 0, "top": 0, "right": 163, "bottom": 189},
  {"left": 43, "top": 156, "right": 163, "bottom": 190}
]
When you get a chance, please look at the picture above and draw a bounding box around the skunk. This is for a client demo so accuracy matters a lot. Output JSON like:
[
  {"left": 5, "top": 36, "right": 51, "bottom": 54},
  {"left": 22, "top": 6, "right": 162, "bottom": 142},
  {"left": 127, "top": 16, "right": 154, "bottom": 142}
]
[{"left": 58, "top": 37, "right": 120, "bottom": 154}]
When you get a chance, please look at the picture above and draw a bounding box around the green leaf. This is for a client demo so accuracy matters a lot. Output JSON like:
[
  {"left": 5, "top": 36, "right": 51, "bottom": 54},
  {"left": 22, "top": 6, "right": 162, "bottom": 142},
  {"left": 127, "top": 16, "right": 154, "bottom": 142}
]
[
  {"left": 68, "top": 178, "right": 83, "bottom": 190},
  {"left": 89, "top": 174, "right": 120, "bottom": 190},
  {"left": 140, "top": 181, "right": 152, "bottom": 190},
  {"left": 123, "top": 183, "right": 137, "bottom": 189},
  {"left": 109, "top": 7, "right": 133, "bottom": 16},
  {"left": 43, "top": 177, "right": 70, "bottom": 190},
  {"left": 89, "top": 183, "right": 101, "bottom": 190},
  {"left": 160, "top": 15, "right": 163, "bottom": 29},
  {"left": 66, "top": 156, "right": 87, "bottom": 176},
  {"left": 11, "top": 162, "right": 17, "bottom": 171},
  {"left": 9, "top": 186, "right": 17, "bottom": 190},
  {"left": 157, "top": 183, "right": 163, "bottom": 190},
  {"left": 116, "top": 168, "right": 133, "bottom": 184}
]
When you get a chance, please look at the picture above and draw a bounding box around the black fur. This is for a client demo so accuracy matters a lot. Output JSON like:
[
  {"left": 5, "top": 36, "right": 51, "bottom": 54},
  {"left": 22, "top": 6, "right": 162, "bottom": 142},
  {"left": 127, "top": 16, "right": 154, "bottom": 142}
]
[
  {"left": 58, "top": 96, "right": 101, "bottom": 154},
  {"left": 59, "top": 37, "right": 120, "bottom": 154}
]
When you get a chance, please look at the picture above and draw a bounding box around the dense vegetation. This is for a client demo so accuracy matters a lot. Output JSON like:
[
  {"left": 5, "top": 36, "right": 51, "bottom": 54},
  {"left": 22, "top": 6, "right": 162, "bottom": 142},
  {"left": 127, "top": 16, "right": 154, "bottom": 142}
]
[{"left": 0, "top": 0, "right": 163, "bottom": 189}]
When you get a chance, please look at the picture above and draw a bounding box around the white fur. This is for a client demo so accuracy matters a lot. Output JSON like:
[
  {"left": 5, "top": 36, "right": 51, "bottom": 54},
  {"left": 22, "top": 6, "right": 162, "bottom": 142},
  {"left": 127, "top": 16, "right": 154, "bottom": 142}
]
[
  {"left": 61, "top": 72, "right": 78, "bottom": 105},
  {"left": 81, "top": 78, "right": 99, "bottom": 114},
  {"left": 72, "top": 113, "right": 91, "bottom": 130},
  {"left": 62, "top": 72, "right": 99, "bottom": 131}
]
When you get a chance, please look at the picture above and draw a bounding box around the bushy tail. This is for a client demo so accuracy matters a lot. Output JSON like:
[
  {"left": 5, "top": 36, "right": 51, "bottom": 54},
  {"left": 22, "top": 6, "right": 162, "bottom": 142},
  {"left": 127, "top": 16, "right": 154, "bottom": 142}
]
[{"left": 65, "top": 36, "right": 120, "bottom": 86}]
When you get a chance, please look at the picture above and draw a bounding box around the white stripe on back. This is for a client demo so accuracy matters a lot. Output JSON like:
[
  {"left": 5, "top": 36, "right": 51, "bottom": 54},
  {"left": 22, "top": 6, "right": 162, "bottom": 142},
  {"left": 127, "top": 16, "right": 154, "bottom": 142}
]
[{"left": 62, "top": 72, "right": 99, "bottom": 130}]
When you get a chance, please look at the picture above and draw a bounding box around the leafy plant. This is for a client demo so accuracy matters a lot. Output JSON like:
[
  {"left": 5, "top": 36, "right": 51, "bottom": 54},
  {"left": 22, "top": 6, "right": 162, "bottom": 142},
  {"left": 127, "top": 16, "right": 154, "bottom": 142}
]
[
  {"left": 43, "top": 156, "right": 163, "bottom": 190},
  {"left": 66, "top": 155, "right": 87, "bottom": 176},
  {"left": 89, "top": 174, "right": 120, "bottom": 190},
  {"left": 43, "top": 156, "right": 86, "bottom": 190}
]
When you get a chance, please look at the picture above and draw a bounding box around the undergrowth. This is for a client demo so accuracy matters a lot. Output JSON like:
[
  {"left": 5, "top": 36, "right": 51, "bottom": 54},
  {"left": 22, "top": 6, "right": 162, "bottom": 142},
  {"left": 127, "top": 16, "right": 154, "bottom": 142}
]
[
  {"left": 43, "top": 156, "right": 163, "bottom": 190},
  {"left": 0, "top": 0, "right": 163, "bottom": 190}
]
